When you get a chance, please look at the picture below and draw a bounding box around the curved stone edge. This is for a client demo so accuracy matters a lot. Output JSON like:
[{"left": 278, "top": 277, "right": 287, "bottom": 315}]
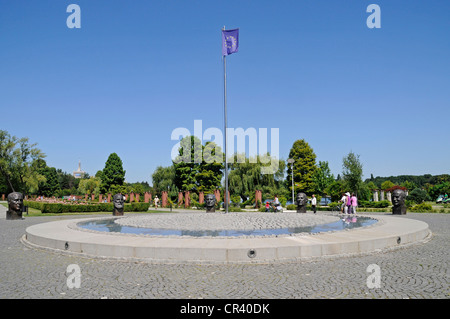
[{"left": 23, "top": 214, "right": 431, "bottom": 264}]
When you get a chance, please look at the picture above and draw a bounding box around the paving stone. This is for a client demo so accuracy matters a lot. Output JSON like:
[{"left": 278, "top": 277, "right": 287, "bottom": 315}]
[{"left": 0, "top": 204, "right": 448, "bottom": 299}]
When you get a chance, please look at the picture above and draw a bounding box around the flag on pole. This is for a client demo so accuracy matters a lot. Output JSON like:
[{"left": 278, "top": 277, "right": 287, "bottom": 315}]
[{"left": 222, "top": 28, "right": 239, "bottom": 56}]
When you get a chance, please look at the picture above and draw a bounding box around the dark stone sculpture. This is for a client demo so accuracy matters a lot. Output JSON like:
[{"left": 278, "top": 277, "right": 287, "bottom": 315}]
[
  {"left": 296, "top": 192, "right": 307, "bottom": 214},
  {"left": 205, "top": 193, "right": 216, "bottom": 213},
  {"left": 6, "top": 192, "right": 24, "bottom": 220},
  {"left": 392, "top": 189, "right": 407, "bottom": 215},
  {"left": 113, "top": 193, "right": 124, "bottom": 216}
]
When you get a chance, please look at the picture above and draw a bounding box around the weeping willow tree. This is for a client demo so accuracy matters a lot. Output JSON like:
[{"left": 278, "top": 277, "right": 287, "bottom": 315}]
[
  {"left": 0, "top": 130, "right": 46, "bottom": 194},
  {"left": 227, "top": 153, "right": 286, "bottom": 202}
]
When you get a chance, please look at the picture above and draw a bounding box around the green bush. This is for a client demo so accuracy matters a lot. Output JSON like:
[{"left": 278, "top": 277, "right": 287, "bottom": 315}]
[
  {"left": 358, "top": 200, "right": 391, "bottom": 208},
  {"left": 286, "top": 204, "right": 297, "bottom": 210},
  {"left": 328, "top": 202, "right": 340, "bottom": 208},
  {"left": 24, "top": 201, "right": 149, "bottom": 214},
  {"left": 407, "top": 188, "right": 431, "bottom": 204},
  {"left": 409, "top": 202, "right": 432, "bottom": 212}
]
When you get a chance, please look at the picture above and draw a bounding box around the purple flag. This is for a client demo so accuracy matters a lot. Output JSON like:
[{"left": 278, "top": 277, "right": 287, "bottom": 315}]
[{"left": 222, "top": 28, "right": 239, "bottom": 56}]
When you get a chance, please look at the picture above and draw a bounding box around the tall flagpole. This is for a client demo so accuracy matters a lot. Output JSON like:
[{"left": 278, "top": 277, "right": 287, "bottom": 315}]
[{"left": 222, "top": 26, "right": 229, "bottom": 214}]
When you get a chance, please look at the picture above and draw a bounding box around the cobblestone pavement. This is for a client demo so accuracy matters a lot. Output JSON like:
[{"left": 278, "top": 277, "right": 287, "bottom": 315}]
[{"left": 0, "top": 208, "right": 448, "bottom": 299}]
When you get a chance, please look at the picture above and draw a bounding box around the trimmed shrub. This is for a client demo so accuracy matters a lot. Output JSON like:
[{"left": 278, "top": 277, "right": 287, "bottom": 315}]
[
  {"left": 409, "top": 202, "right": 432, "bottom": 212},
  {"left": 24, "top": 201, "right": 149, "bottom": 214},
  {"left": 286, "top": 204, "right": 297, "bottom": 210},
  {"left": 358, "top": 200, "right": 391, "bottom": 208}
]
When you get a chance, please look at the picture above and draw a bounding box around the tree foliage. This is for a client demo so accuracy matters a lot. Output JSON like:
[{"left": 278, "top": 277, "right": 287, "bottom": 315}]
[
  {"left": 342, "top": 152, "right": 363, "bottom": 194},
  {"left": 228, "top": 153, "right": 286, "bottom": 201},
  {"left": 38, "top": 166, "right": 60, "bottom": 197},
  {"left": 101, "top": 153, "right": 126, "bottom": 193},
  {"left": 0, "top": 130, "right": 46, "bottom": 194},
  {"left": 78, "top": 177, "right": 101, "bottom": 195},
  {"left": 172, "top": 136, "right": 224, "bottom": 192},
  {"left": 287, "top": 139, "right": 317, "bottom": 194},
  {"left": 311, "top": 161, "right": 334, "bottom": 196}
]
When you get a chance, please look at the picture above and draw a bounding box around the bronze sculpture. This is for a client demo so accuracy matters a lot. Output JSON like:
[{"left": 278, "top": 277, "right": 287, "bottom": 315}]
[
  {"left": 113, "top": 193, "right": 124, "bottom": 216},
  {"left": 296, "top": 192, "right": 307, "bottom": 213},
  {"left": 6, "top": 192, "right": 24, "bottom": 220},
  {"left": 205, "top": 193, "right": 216, "bottom": 213},
  {"left": 392, "top": 189, "right": 407, "bottom": 215}
]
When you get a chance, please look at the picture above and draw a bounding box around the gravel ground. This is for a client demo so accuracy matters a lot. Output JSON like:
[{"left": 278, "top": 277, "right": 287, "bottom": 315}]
[
  {"left": 114, "top": 211, "right": 340, "bottom": 231},
  {"left": 0, "top": 204, "right": 448, "bottom": 301}
]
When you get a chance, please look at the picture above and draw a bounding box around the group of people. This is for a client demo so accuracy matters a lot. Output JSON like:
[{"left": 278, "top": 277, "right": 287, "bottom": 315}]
[
  {"left": 265, "top": 195, "right": 283, "bottom": 212},
  {"left": 339, "top": 192, "right": 358, "bottom": 214}
]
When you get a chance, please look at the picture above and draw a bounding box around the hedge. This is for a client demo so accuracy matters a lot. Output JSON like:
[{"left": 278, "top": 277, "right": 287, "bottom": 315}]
[{"left": 24, "top": 201, "right": 150, "bottom": 214}]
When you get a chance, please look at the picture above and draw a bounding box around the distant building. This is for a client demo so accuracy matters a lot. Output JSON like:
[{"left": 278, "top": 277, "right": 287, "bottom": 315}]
[{"left": 73, "top": 161, "right": 86, "bottom": 179}]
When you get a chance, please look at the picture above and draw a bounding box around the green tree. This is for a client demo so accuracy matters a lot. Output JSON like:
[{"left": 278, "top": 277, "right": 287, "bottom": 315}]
[
  {"left": 407, "top": 188, "right": 431, "bottom": 204},
  {"left": 38, "top": 166, "right": 61, "bottom": 197},
  {"left": 152, "top": 165, "right": 176, "bottom": 193},
  {"left": 172, "top": 136, "right": 224, "bottom": 192},
  {"left": 0, "top": 130, "right": 46, "bottom": 194},
  {"left": 312, "top": 161, "right": 334, "bottom": 196},
  {"left": 325, "top": 179, "right": 346, "bottom": 202},
  {"left": 366, "top": 181, "right": 377, "bottom": 191},
  {"left": 342, "top": 151, "right": 364, "bottom": 196},
  {"left": 78, "top": 177, "right": 102, "bottom": 195},
  {"left": 287, "top": 139, "right": 317, "bottom": 194},
  {"left": 228, "top": 153, "right": 286, "bottom": 202},
  {"left": 173, "top": 136, "right": 202, "bottom": 191},
  {"left": 101, "top": 153, "right": 126, "bottom": 193},
  {"left": 196, "top": 141, "right": 224, "bottom": 193},
  {"left": 381, "top": 180, "right": 395, "bottom": 190}
]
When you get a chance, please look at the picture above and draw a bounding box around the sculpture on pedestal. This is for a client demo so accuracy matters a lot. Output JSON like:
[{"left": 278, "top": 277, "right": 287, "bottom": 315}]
[
  {"left": 296, "top": 192, "right": 307, "bottom": 214},
  {"left": 392, "top": 189, "right": 407, "bottom": 215},
  {"left": 7, "top": 192, "right": 24, "bottom": 220},
  {"left": 205, "top": 193, "right": 216, "bottom": 213},
  {"left": 113, "top": 193, "right": 124, "bottom": 216}
]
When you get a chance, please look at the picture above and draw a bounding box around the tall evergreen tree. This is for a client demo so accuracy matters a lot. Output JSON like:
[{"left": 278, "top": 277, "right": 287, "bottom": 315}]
[
  {"left": 287, "top": 139, "right": 317, "bottom": 194},
  {"left": 101, "top": 153, "right": 126, "bottom": 193}
]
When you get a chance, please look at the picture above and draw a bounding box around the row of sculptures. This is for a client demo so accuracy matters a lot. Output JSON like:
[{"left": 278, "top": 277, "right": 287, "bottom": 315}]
[{"left": 4, "top": 189, "right": 408, "bottom": 220}]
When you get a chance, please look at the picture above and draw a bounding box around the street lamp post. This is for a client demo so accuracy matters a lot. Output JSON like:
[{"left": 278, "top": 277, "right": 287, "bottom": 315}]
[{"left": 287, "top": 158, "right": 295, "bottom": 205}]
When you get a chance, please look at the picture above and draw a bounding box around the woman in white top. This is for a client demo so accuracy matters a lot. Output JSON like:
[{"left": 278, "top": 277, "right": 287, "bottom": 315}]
[{"left": 340, "top": 193, "right": 347, "bottom": 213}]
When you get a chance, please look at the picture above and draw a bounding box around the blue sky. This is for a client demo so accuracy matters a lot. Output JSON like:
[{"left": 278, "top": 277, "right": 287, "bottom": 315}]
[{"left": 1, "top": 0, "right": 449, "bottom": 184}]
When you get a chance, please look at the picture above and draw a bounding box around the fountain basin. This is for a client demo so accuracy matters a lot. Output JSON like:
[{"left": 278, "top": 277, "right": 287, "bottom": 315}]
[{"left": 23, "top": 213, "right": 431, "bottom": 263}]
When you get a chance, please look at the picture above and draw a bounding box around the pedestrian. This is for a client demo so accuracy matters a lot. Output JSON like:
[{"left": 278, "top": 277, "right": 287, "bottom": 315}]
[
  {"left": 346, "top": 192, "right": 352, "bottom": 214},
  {"left": 154, "top": 196, "right": 159, "bottom": 209},
  {"left": 340, "top": 193, "right": 347, "bottom": 214},
  {"left": 351, "top": 193, "right": 358, "bottom": 214},
  {"left": 311, "top": 194, "right": 317, "bottom": 214}
]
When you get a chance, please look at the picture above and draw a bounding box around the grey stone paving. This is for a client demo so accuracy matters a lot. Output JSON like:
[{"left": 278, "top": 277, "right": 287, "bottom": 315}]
[{"left": 0, "top": 204, "right": 448, "bottom": 299}]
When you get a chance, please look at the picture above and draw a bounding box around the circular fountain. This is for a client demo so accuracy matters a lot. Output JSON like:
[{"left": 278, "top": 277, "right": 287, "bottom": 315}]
[{"left": 23, "top": 212, "right": 430, "bottom": 263}]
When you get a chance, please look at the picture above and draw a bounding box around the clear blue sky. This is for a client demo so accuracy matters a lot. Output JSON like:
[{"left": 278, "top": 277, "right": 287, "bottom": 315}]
[{"left": 1, "top": 0, "right": 449, "bottom": 184}]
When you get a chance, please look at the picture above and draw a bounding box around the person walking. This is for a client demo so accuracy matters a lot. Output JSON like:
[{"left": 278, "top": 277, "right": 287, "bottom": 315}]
[
  {"left": 346, "top": 192, "right": 352, "bottom": 214},
  {"left": 340, "top": 193, "right": 347, "bottom": 214},
  {"left": 351, "top": 193, "right": 358, "bottom": 215},
  {"left": 154, "top": 196, "right": 159, "bottom": 209},
  {"left": 311, "top": 194, "right": 317, "bottom": 214}
]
